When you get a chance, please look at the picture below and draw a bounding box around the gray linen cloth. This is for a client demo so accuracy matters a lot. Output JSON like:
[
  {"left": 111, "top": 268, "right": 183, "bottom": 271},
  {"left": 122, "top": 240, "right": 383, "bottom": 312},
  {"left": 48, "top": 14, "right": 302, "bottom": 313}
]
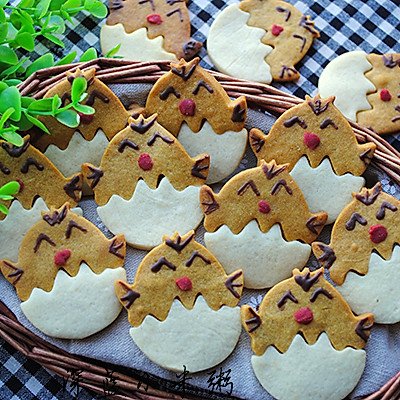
[{"left": 1, "top": 82, "right": 400, "bottom": 400}]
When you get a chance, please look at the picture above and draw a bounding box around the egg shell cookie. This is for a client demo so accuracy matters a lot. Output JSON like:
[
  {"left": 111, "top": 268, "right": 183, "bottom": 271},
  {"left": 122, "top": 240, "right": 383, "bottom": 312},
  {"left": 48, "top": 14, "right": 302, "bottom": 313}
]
[
  {"left": 0, "top": 136, "right": 82, "bottom": 219},
  {"left": 82, "top": 114, "right": 210, "bottom": 249},
  {"left": 101, "top": 0, "right": 202, "bottom": 61},
  {"left": 146, "top": 58, "right": 247, "bottom": 183},
  {"left": 115, "top": 231, "right": 243, "bottom": 372},
  {"left": 319, "top": 51, "right": 400, "bottom": 135},
  {"left": 241, "top": 268, "right": 373, "bottom": 400},
  {"left": 249, "top": 95, "right": 375, "bottom": 223},
  {"left": 0, "top": 203, "right": 126, "bottom": 339},
  {"left": 201, "top": 159, "right": 327, "bottom": 288},
  {"left": 207, "top": 0, "right": 319, "bottom": 83},
  {"left": 313, "top": 183, "right": 400, "bottom": 323}
]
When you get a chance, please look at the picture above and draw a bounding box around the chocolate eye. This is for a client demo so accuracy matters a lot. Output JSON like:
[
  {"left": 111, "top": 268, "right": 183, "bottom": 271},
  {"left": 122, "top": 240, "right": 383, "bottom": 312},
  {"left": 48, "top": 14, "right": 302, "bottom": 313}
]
[
  {"left": 192, "top": 80, "right": 213, "bottom": 95},
  {"left": 147, "top": 132, "right": 175, "bottom": 146},
  {"left": 277, "top": 290, "right": 298, "bottom": 309},
  {"left": 118, "top": 139, "right": 139, "bottom": 153},
  {"left": 0, "top": 161, "right": 10, "bottom": 175},
  {"left": 185, "top": 251, "right": 211, "bottom": 267},
  {"left": 237, "top": 180, "right": 260, "bottom": 196},
  {"left": 271, "top": 179, "right": 292, "bottom": 196},
  {"left": 310, "top": 287, "right": 333, "bottom": 302},
  {"left": 159, "top": 86, "right": 181, "bottom": 100},
  {"left": 151, "top": 257, "right": 177, "bottom": 273},
  {"left": 319, "top": 118, "right": 338, "bottom": 130},
  {"left": 34, "top": 233, "right": 56, "bottom": 253},
  {"left": 376, "top": 201, "right": 398, "bottom": 220},
  {"left": 345, "top": 212, "right": 367, "bottom": 231}
]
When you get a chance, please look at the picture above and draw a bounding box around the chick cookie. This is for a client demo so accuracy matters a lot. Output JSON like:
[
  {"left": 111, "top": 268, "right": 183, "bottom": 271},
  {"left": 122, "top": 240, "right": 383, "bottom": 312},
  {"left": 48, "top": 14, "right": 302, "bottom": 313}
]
[
  {"left": 146, "top": 58, "right": 247, "bottom": 184},
  {"left": 241, "top": 268, "right": 373, "bottom": 400},
  {"left": 82, "top": 114, "right": 210, "bottom": 249},
  {"left": 319, "top": 51, "right": 400, "bottom": 135},
  {"left": 313, "top": 183, "right": 400, "bottom": 324},
  {"left": 207, "top": 0, "right": 319, "bottom": 83},
  {"left": 32, "top": 68, "right": 131, "bottom": 191},
  {"left": 100, "top": 0, "right": 202, "bottom": 61},
  {"left": 201, "top": 159, "right": 327, "bottom": 289},
  {"left": 115, "top": 231, "right": 243, "bottom": 372},
  {"left": 0, "top": 203, "right": 126, "bottom": 339},
  {"left": 250, "top": 95, "right": 375, "bottom": 223}
]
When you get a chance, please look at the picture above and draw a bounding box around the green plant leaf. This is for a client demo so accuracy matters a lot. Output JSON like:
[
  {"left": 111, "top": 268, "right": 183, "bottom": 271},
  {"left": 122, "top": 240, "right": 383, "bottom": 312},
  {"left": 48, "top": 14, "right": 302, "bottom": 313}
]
[
  {"left": 84, "top": 0, "right": 107, "bottom": 18},
  {"left": 73, "top": 103, "right": 94, "bottom": 114},
  {"left": 0, "top": 87, "right": 21, "bottom": 121},
  {"left": 51, "top": 94, "right": 62, "bottom": 112},
  {"left": 0, "top": 46, "right": 18, "bottom": 65},
  {"left": 0, "top": 129, "right": 24, "bottom": 146},
  {"left": 25, "top": 113, "right": 50, "bottom": 133},
  {"left": 25, "top": 53, "right": 54, "bottom": 77},
  {"left": 0, "top": 0, "right": 7, "bottom": 8},
  {"left": 62, "top": 0, "right": 82, "bottom": 11},
  {"left": 0, "top": 57, "right": 28, "bottom": 78},
  {"left": 0, "top": 82, "right": 8, "bottom": 94},
  {"left": 79, "top": 47, "right": 97, "bottom": 62},
  {"left": 0, "top": 8, "right": 6, "bottom": 24},
  {"left": 0, "top": 22, "right": 9, "bottom": 42},
  {"left": 36, "top": 0, "right": 52, "bottom": 19},
  {"left": 15, "top": 31, "right": 35, "bottom": 51},
  {"left": 27, "top": 97, "right": 54, "bottom": 113},
  {"left": 21, "top": 96, "right": 35, "bottom": 108},
  {"left": 104, "top": 43, "right": 121, "bottom": 57},
  {"left": 0, "top": 181, "right": 20, "bottom": 196},
  {"left": 56, "top": 109, "right": 79, "bottom": 127},
  {"left": 71, "top": 76, "right": 87, "bottom": 103},
  {"left": 55, "top": 51, "right": 76, "bottom": 66},
  {"left": 4, "top": 79, "right": 23, "bottom": 86},
  {"left": 42, "top": 32, "right": 65, "bottom": 47},
  {"left": 0, "top": 107, "right": 15, "bottom": 129},
  {"left": 49, "top": 15, "right": 66, "bottom": 34},
  {"left": 0, "top": 203, "right": 9, "bottom": 215}
]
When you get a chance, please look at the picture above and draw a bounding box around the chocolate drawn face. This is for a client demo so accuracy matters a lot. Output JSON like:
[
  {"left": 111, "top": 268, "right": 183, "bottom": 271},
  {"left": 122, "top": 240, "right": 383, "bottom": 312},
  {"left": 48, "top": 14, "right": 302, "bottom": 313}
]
[
  {"left": 250, "top": 95, "right": 375, "bottom": 177},
  {"left": 114, "top": 231, "right": 244, "bottom": 327}
]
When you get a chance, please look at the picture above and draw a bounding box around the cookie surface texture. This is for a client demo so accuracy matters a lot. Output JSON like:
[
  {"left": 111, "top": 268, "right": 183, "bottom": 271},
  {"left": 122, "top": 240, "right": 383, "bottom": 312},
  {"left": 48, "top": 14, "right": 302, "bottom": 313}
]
[
  {"left": 201, "top": 159, "right": 327, "bottom": 288},
  {"left": 0, "top": 203, "right": 126, "bottom": 338},
  {"left": 101, "top": 0, "right": 202, "bottom": 61},
  {"left": 241, "top": 268, "right": 373, "bottom": 400},
  {"left": 146, "top": 58, "right": 247, "bottom": 183},
  {"left": 82, "top": 114, "right": 209, "bottom": 248},
  {"left": 116, "top": 231, "right": 243, "bottom": 372},
  {"left": 312, "top": 183, "right": 400, "bottom": 323},
  {"left": 0, "top": 136, "right": 82, "bottom": 217},
  {"left": 250, "top": 95, "right": 375, "bottom": 223},
  {"left": 208, "top": 0, "right": 319, "bottom": 82}
]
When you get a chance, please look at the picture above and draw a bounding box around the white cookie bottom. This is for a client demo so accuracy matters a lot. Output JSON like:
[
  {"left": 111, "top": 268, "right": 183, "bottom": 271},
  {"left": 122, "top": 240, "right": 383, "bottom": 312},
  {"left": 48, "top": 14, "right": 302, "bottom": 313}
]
[
  {"left": 204, "top": 221, "right": 310, "bottom": 289},
  {"left": 318, "top": 50, "right": 374, "bottom": 121},
  {"left": 252, "top": 333, "right": 366, "bottom": 400},
  {"left": 290, "top": 157, "right": 365, "bottom": 224},
  {"left": 21, "top": 264, "right": 126, "bottom": 339},
  {"left": 130, "top": 296, "right": 241, "bottom": 372},
  {"left": 177, "top": 122, "right": 247, "bottom": 184},
  {"left": 0, "top": 199, "right": 82, "bottom": 262},
  {"left": 207, "top": 4, "right": 272, "bottom": 83},
  {"left": 97, "top": 178, "right": 203, "bottom": 249},
  {"left": 100, "top": 24, "right": 177, "bottom": 61},
  {"left": 338, "top": 245, "right": 400, "bottom": 324}
]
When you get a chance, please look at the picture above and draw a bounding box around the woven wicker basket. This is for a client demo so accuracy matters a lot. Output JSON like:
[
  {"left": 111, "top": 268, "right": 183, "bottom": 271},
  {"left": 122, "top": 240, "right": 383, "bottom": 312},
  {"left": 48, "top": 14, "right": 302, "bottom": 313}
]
[{"left": 0, "top": 58, "right": 399, "bottom": 400}]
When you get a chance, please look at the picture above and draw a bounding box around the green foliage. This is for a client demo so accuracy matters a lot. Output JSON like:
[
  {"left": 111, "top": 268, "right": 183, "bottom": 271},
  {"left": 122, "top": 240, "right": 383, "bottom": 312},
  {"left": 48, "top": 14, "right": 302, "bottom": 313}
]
[
  {"left": 0, "top": 0, "right": 107, "bottom": 214},
  {"left": 0, "top": 181, "right": 20, "bottom": 214}
]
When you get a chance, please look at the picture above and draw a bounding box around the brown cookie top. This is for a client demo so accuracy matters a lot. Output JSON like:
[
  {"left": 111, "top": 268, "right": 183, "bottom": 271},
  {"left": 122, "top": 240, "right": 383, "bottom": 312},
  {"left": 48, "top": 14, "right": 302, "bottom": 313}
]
[
  {"left": 82, "top": 114, "right": 210, "bottom": 206},
  {"left": 241, "top": 268, "right": 373, "bottom": 355},
  {"left": 146, "top": 58, "right": 247, "bottom": 136},
  {"left": 312, "top": 182, "right": 400, "bottom": 285},
  {"left": 0, "top": 203, "right": 126, "bottom": 301},
  {"left": 106, "top": 0, "right": 202, "bottom": 60},
  {"left": 115, "top": 231, "right": 243, "bottom": 327},
  {"left": 33, "top": 68, "right": 130, "bottom": 151},
  {"left": 0, "top": 136, "right": 82, "bottom": 215},
  {"left": 357, "top": 53, "right": 400, "bottom": 135},
  {"left": 239, "top": 0, "right": 319, "bottom": 81},
  {"left": 250, "top": 95, "right": 376, "bottom": 176},
  {"left": 200, "top": 159, "right": 327, "bottom": 242}
]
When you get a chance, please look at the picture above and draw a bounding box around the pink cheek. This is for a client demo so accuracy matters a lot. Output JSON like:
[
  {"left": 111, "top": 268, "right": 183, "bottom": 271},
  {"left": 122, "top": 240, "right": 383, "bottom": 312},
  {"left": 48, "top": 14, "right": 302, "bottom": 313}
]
[
  {"left": 380, "top": 89, "right": 392, "bottom": 102},
  {"left": 303, "top": 132, "right": 320, "bottom": 150},
  {"left": 147, "top": 14, "right": 163, "bottom": 24},
  {"left": 138, "top": 154, "right": 153, "bottom": 171},
  {"left": 179, "top": 99, "right": 196, "bottom": 116},
  {"left": 369, "top": 225, "right": 387, "bottom": 243},
  {"left": 79, "top": 112, "right": 94, "bottom": 124},
  {"left": 54, "top": 250, "right": 71, "bottom": 266},
  {"left": 16, "top": 179, "right": 24, "bottom": 193},
  {"left": 271, "top": 24, "right": 284, "bottom": 36},
  {"left": 175, "top": 276, "right": 192, "bottom": 291},
  {"left": 258, "top": 200, "right": 271, "bottom": 214},
  {"left": 294, "top": 307, "right": 313, "bottom": 324}
]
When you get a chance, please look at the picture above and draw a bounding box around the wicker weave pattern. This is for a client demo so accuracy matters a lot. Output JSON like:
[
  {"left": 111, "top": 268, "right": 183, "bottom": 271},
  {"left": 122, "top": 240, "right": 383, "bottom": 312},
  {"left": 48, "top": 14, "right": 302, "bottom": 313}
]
[{"left": 0, "top": 58, "right": 397, "bottom": 399}]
